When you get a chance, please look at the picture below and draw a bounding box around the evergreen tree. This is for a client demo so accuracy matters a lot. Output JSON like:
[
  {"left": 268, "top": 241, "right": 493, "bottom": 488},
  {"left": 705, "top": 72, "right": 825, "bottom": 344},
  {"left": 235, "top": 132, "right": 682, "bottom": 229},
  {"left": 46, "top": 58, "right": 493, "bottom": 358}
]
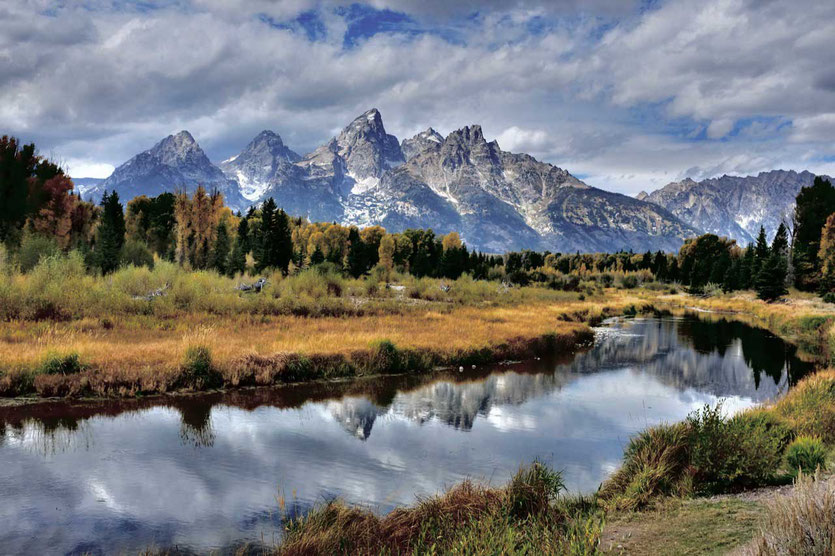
[
  {"left": 94, "top": 191, "right": 126, "bottom": 274},
  {"left": 255, "top": 198, "right": 276, "bottom": 271},
  {"left": 754, "top": 226, "right": 770, "bottom": 261},
  {"left": 228, "top": 235, "right": 247, "bottom": 276},
  {"left": 652, "top": 251, "right": 668, "bottom": 281},
  {"left": 722, "top": 259, "right": 740, "bottom": 292},
  {"left": 709, "top": 251, "right": 731, "bottom": 285},
  {"left": 755, "top": 253, "right": 788, "bottom": 301},
  {"left": 209, "top": 220, "right": 230, "bottom": 275},
  {"left": 236, "top": 215, "right": 250, "bottom": 255},
  {"left": 772, "top": 222, "right": 789, "bottom": 257},
  {"left": 667, "top": 258, "right": 679, "bottom": 282},
  {"left": 793, "top": 177, "right": 835, "bottom": 290},
  {"left": 346, "top": 227, "right": 366, "bottom": 278},
  {"left": 273, "top": 208, "right": 293, "bottom": 272},
  {"left": 740, "top": 247, "right": 756, "bottom": 289},
  {"left": 309, "top": 246, "right": 325, "bottom": 266}
]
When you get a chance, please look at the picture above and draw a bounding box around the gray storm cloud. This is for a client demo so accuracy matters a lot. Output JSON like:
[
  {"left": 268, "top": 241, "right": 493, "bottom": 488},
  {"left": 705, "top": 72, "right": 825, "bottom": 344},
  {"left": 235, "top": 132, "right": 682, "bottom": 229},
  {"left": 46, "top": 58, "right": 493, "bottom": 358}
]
[{"left": 1, "top": 0, "right": 833, "bottom": 193}]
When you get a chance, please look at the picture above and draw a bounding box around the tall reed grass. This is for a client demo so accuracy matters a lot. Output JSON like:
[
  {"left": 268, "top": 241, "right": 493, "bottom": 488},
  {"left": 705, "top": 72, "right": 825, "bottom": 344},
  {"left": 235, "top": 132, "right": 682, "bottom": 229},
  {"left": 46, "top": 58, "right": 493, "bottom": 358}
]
[{"left": 277, "top": 462, "right": 603, "bottom": 555}]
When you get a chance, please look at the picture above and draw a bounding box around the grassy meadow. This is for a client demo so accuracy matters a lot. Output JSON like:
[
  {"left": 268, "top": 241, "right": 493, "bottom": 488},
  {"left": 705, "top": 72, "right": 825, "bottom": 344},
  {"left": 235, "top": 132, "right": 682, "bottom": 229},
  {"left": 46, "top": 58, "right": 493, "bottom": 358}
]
[{"left": 2, "top": 252, "right": 662, "bottom": 398}]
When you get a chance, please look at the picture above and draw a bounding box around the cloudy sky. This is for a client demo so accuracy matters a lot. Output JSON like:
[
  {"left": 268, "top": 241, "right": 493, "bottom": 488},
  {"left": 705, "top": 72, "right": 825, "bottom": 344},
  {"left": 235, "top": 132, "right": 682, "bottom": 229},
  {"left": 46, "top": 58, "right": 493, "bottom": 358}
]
[{"left": 2, "top": 0, "right": 834, "bottom": 195}]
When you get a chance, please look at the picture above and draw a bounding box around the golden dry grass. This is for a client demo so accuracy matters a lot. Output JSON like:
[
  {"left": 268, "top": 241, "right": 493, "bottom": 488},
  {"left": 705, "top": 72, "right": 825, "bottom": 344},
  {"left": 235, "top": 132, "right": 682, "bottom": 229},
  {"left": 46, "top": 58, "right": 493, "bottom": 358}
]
[{"left": 0, "top": 290, "right": 653, "bottom": 397}]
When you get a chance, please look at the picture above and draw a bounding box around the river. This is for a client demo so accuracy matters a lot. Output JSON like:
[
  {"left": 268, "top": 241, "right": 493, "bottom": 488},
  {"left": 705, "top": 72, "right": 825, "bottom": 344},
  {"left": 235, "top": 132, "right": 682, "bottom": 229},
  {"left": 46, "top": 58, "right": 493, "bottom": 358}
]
[{"left": 0, "top": 315, "right": 814, "bottom": 554}]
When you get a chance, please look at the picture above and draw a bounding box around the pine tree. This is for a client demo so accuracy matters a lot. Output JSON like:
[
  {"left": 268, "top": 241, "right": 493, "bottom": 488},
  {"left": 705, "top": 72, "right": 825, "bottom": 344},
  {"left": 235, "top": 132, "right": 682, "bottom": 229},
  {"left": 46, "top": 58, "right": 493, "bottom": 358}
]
[
  {"left": 273, "top": 208, "right": 293, "bottom": 272},
  {"left": 754, "top": 225, "right": 769, "bottom": 259},
  {"left": 228, "top": 236, "right": 247, "bottom": 277},
  {"left": 722, "top": 259, "right": 740, "bottom": 292},
  {"left": 740, "top": 246, "right": 756, "bottom": 289},
  {"left": 755, "top": 253, "right": 788, "bottom": 301},
  {"left": 652, "top": 251, "right": 668, "bottom": 281},
  {"left": 793, "top": 177, "right": 835, "bottom": 290},
  {"left": 309, "top": 246, "right": 325, "bottom": 266},
  {"left": 236, "top": 215, "right": 250, "bottom": 255},
  {"left": 209, "top": 220, "right": 230, "bottom": 275},
  {"left": 94, "top": 191, "right": 126, "bottom": 274},
  {"left": 772, "top": 222, "right": 789, "bottom": 257},
  {"left": 771, "top": 221, "right": 790, "bottom": 287},
  {"left": 346, "top": 227, "right": 366, "bottom": 278},
  {"left": 255, "top": 198, "right": 276, "bottom": 271}
]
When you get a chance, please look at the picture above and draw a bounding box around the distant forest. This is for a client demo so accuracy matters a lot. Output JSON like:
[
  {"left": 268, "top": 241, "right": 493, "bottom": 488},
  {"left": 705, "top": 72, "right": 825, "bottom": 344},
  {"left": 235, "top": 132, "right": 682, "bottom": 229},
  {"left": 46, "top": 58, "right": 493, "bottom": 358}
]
[{"left": 3, "top": 135, "right": 835, "bottom": 302}]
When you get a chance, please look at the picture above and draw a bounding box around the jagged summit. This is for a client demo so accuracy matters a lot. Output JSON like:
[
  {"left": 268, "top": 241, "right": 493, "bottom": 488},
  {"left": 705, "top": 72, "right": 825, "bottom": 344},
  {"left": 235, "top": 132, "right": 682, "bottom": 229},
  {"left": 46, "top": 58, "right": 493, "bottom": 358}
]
[
  {"left": 90, "top": 130, "right": 247, "bottom": 210},
  {"left": 220, "top": 130, "right": 301, "bottom": 202},
  {"left": 401, "top": 127, "right": 444, "bottom": 160}
]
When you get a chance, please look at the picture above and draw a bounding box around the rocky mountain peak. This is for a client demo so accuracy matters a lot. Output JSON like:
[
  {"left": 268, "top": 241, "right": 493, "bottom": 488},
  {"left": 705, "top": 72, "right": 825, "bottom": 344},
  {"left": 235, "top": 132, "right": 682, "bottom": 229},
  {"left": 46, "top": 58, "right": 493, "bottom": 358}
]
[
  {"left": 446, "top": 125, "right": 485, "bottom": 146},
  {"left": 401, "top": 128, "right": 444, "bottom": 160},
  {"left": 219, "top": 130, "right": 301, "bottom": 202},
  {"left": 151, "top": 130, "right": 203, "bottom": 165},
  {"left": 94, "top": 130, "right": 246, "bottom": 210},
  {"left": 329, "top": 108, "right": 405, "bottom": 191},
  {"left": 251, "top": 129, "right": 285, "bottom": 148}
]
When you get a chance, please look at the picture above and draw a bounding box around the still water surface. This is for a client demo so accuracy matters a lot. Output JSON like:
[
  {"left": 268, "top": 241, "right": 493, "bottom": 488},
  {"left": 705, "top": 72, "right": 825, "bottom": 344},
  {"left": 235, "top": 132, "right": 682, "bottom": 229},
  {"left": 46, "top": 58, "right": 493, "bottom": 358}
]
[{"left": 0, "top": 316, "right": 814, "bottom": 554}]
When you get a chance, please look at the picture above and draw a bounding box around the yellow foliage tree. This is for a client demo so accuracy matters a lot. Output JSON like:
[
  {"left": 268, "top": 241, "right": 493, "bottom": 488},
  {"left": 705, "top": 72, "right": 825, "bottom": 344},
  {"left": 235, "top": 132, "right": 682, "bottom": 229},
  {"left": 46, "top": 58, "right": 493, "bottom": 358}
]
[
  {"left": 379, "top": 234, "right": 396, "bottom": 273},
  {"left": 818, "top": 213, "right": 835, "bottom": 291}
]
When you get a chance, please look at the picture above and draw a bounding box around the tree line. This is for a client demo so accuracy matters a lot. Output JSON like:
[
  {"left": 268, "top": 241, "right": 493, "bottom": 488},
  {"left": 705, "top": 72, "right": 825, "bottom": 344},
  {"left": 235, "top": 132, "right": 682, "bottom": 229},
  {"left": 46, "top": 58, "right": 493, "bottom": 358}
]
[{"left": 3, "top": 135, "right": 835, "bottom": 301}]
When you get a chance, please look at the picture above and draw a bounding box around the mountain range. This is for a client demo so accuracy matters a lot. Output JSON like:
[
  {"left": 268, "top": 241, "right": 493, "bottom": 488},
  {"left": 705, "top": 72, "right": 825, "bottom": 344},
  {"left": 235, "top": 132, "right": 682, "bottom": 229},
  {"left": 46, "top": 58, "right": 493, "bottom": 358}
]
[
  {"left": 74, "top": 108, "right": 824, "bottom": 253},
  {"left": 638, "top": 170, "right": 830, "bottom": 244}
]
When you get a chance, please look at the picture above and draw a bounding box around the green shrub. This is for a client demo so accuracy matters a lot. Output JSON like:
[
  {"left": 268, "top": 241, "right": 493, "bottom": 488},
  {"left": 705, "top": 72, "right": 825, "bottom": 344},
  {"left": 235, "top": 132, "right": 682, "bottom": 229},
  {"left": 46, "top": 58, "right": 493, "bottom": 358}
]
[
  {"left": 18, "top": 233, "right": 59, "bottom": 273},
  {"left": 620, "top": 275, "right": 639, "bottom": 289},
  {"left": 358, "top": 339, "right": 402, "bottom": 375},
  {"left": 180, "top": 345, "right": 222, "bottom": 389},
  {"left": 822, "top": 292, "right": 835, "bottom": 304},
  {"left": 785, "top": 436, "right": 827, "bottom": 475},
  {"left": 38, "top": 352, "right": 84, "bottom": 375},
  {"left": 120, "top": 239, "right": 154, "bottom": 269},
  {"left": 687, "top": 406, "right": 791, "bottom": 492}
]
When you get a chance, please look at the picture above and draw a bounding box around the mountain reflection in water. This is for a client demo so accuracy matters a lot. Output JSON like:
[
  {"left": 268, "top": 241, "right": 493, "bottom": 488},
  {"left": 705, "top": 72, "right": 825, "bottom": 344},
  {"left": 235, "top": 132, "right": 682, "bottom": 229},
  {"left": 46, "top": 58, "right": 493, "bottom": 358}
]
[{"left": 0, "top": 316, "right": 815, "bottom": 554}]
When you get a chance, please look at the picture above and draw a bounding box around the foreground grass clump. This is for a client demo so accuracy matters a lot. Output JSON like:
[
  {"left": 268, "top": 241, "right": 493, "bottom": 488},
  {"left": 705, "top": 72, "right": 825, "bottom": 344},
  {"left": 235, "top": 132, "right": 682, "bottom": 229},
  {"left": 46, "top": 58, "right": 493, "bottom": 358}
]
[
  {"left": 785, "top": 436, "right": 828, "bottom": 476},
  {"left": 600, "top": 405, "right": 794, "bottom": 510},
  {"left": 38, "top": 351, "right": 85, "bottom": 376},
  {"left": 745, "top": 473, "right": 835, "bottom": 556},
  {"left": 278, "top": 462, "right": 603, "bottom": 555},
  {"left": 770, "top": 369, "right": 835, "bottom": 443},
  {"left": 179, "top": 345, "right": 222, "bottom": 390}
]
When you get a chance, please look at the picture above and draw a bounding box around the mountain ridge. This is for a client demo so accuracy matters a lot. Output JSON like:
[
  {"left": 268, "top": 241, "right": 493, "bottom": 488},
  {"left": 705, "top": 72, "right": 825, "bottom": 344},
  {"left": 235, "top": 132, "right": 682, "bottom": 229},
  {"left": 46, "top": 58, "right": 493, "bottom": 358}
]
[
  {"left": 80, "top": 111, "right": 710, "bottom": 253},
  {"left": 641, "top": 170, "right": 832, "bottom": 244}
]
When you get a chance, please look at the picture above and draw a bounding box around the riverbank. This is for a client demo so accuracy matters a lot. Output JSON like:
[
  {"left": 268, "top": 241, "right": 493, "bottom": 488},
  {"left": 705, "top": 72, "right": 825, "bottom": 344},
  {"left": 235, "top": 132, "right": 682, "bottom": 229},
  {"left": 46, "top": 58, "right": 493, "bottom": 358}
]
[
  {"left": 5, "top": 282, "right": 835, "bottom": 401},
  {"left": 0, "top": 282, "right": 659, "bottom": 399}
]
